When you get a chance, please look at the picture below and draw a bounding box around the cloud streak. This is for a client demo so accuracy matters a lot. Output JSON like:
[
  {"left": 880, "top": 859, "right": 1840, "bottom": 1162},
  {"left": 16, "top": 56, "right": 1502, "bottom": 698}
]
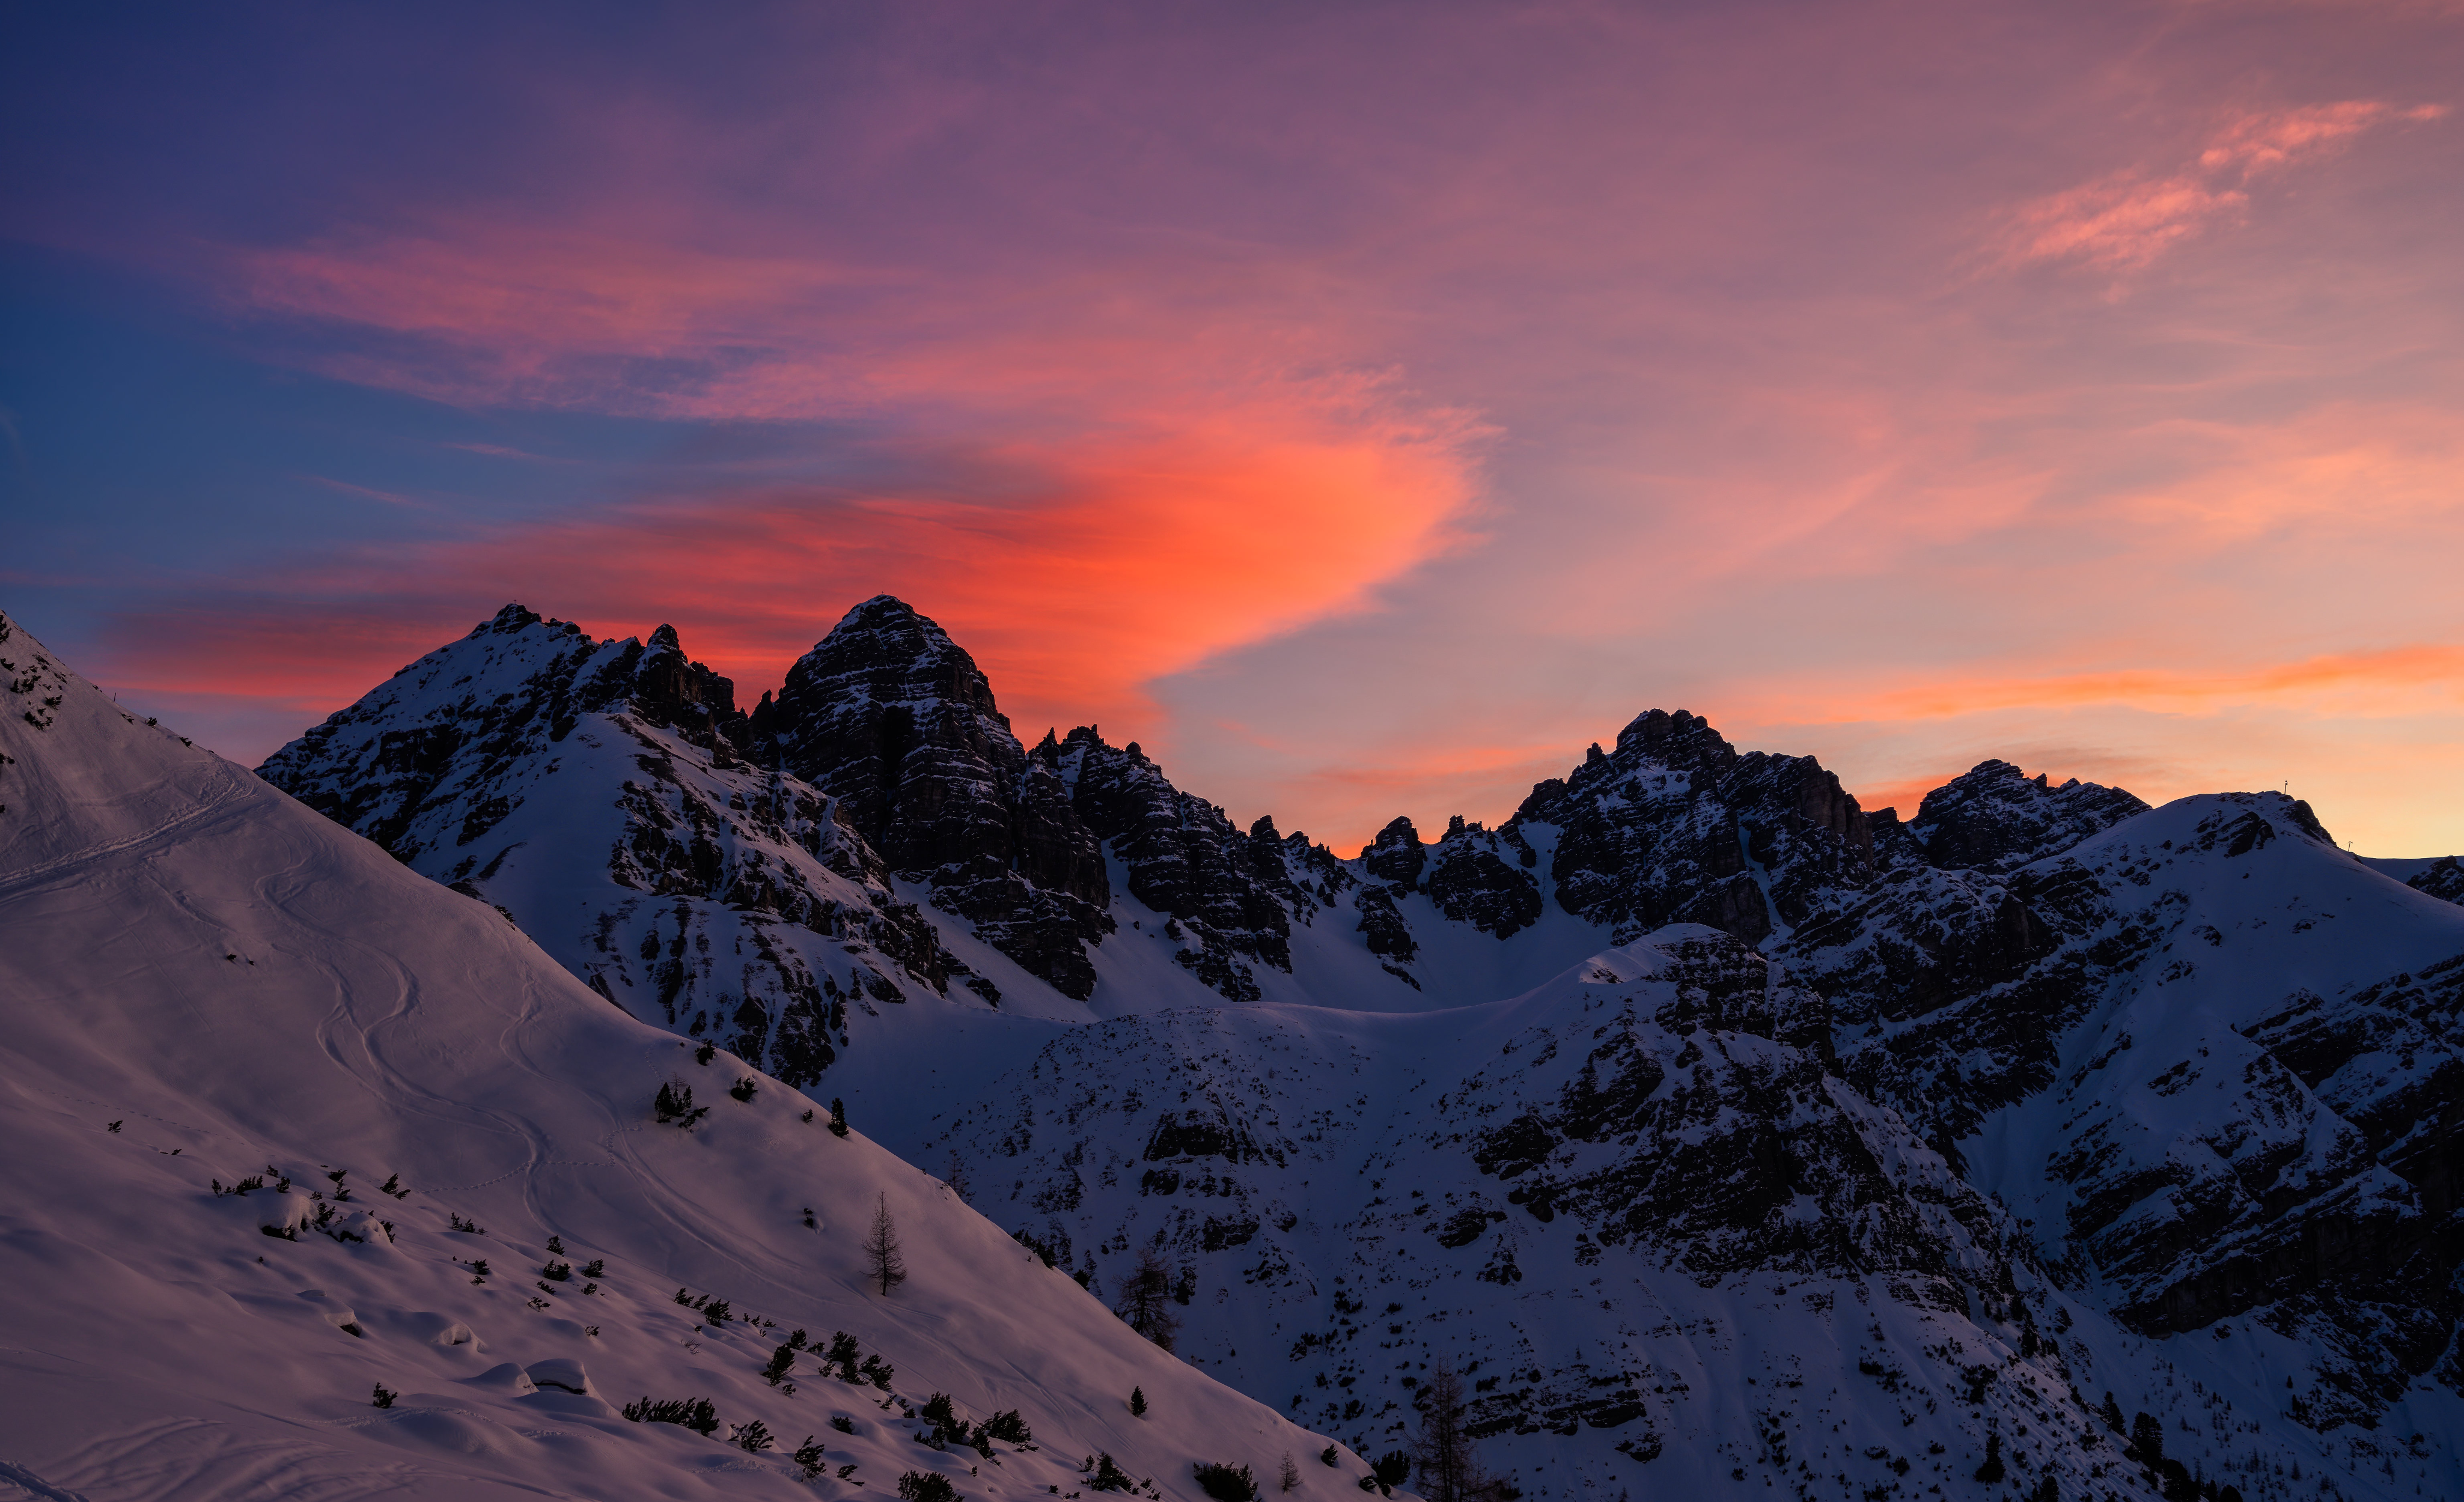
[{"left": 1995, "top": 101, "right": 2447, "bottom": 272}]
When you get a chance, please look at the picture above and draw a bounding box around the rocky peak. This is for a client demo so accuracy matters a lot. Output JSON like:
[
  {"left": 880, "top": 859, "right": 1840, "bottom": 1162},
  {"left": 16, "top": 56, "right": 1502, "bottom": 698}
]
[
  {"left": 1907, "top": 759, "right": 2149, "bottom": 874},
  {"left": 1424, "top": 818, "right": 1543, "bottom": 938},
  {"left": 1361, "top": 815, "right": 1426, "bottom": 888},
  {"left": 1612, "top": 708, "right": 1737, "bottom": 773},
  {"left": 1511, "top": 709, "right": 1873, "bottom": 946},
  {"left": 627, "top": 622, "right": 741, "bottom": 753},
  {"left": 750, "top": 597, "right": 1111, "bottom": 997},
  {"left": 2409, "top": 856, "right": 2464, "bottom": 905},
  {"left": 1065, "top": 727, "right": 1295, "bottom": 1000}
]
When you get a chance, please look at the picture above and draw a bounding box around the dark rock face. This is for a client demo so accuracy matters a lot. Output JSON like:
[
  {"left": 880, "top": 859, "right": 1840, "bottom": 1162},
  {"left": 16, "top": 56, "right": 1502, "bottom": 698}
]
[
  {"left": 1352, "top": 883, "right": 1416, "bottom": 963},
  {"left": 1463, "top": 965, "right": 1978, "bottom": 1291},
  {"left": 1052, "top": 728, "right": 1302, "bottom": 1002},
  {"left": 750, "top": 597, "right": 1114, "bottom": 997},
  {"left": 1361, "top": 816, "right": 1427, "bottom": 888},
  {"left": 1903, "top": 760, "right": 2149, "bottom": 874},
  {"left": 2409, "top": 857, "right": 2464, "bottom": 905},
  {"left": 1424, "top": 818, "right": 1543, "bottom": 938},
  {"left": 1509, "top": 709, "right": 1872, "bottom": 946},
  {"left": 2205, "top": 950, "right": 2464, "bottom": 1409}
]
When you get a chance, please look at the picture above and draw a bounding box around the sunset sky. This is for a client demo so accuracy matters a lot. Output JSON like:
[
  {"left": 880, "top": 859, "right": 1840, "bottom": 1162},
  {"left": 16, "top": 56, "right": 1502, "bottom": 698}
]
[{"left": 5, "top": 2, "right": 2460, "bottom": 854}]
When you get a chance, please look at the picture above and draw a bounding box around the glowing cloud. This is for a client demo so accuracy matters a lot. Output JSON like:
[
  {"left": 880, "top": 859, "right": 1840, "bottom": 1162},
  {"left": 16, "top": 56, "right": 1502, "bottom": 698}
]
[
  {"left": 1995, "top": 101, "right": 2447, "bottom": 271},
  {"left": 97, "top": 413, "right": 1482, "bottom": 750}
]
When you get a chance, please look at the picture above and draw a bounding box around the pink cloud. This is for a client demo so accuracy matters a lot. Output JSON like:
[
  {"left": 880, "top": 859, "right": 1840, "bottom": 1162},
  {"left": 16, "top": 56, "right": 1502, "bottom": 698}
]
[{"left": 1995, "top": 100, "right": 2446, "bottom": 272}]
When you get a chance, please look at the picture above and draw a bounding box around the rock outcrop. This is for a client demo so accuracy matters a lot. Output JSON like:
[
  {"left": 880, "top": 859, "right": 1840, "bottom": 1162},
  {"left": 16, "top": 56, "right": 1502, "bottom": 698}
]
[{"left": 749, "top": 597, "right": 1114, "bottom": 997}]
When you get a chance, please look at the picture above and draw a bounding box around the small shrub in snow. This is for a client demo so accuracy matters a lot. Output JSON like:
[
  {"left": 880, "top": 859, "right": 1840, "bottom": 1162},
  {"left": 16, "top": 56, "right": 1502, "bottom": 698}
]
[
  {"left": 545, "top": 1235, "right": 564, "bottom": 1254},
  {"left": 1128, "top": 1385, "right": 1147, "bottom": 1417},
  {"left": 827, "top": 1097, "right": 849, "bottom": 1137},
  {"left": 694, "top": 1042, "right": 716, "bottom": 1066},
  {"left": 1193, "top": 1462, "right": 1258, "bottom": 1501},
  {"left": 730, "top": 1419, "right": 775, "bottom": 1453},
  {"left": 730, "top": 1076, "right": 758, "bottom": 1102},
  {"left": 543, "top": 1261, "right": 572, "bottom": 1282},
  {"left": 260, "top": 1224, "right": 296, "bottom": 1241},
  {"left": 1321, "top": 1445, "right": 1340, "bottom": 1467},
  {"left": 982, "top": 1408, "right": 1031, "bottom": 1444},
  {"left": 623, "top": 1396, "right": 719, "bottom": 1435},
  {"left": 1372, "top": 1451, "right": 1410, "bottom": 1488},
  {"left": 448, "top": 1212, "right": 483, "bottom": 1233},
  {"left": 895, "top": 1474, "right": 958, "bottom": 1502},
  {"left": 1279, "top": 1453, "right": 1301, "bottom": 1492},
  {"left": 378, "top": 1172, "right": 407, "bottom": 1199},
  {"left": 106, "top": 1120, "right": 121, "bottom": 1133},
  {"left": 581, "top": 1258, "right": 605, "bottom": 1277},
  {"left": 763, "top": 1343, "right": 797, "bottom": 1390},
  {"left": 823, "top": 1331, "right": 862, "bottom": 1380},
  {"left": 654, "top": 1082, "right": 709, "bottom": 1126},
  {"left": 784, "top": 1327, "right": 809, "bottom": 1351},
  {"left": 371, "top": 1384, "right": 395, "bottom": 1408},
  {"left": 831, "top": 1414, "right": 856, "bottom": 1434},
  {"left": 793, "top": 1435, "right": 828, "bottom": 1480},
  {"left": 703, "top": 1298, "right": 733, "bottom": 1324},
  {"left": 860, "top": 1354, "right": 895, "bottom": 1390},
  {"left": 215, "top": 1174, "right": 265, "bottom": 1197},
  {"left": 1088, "top": 1452, "right": 1136, "bottom": 1491}
]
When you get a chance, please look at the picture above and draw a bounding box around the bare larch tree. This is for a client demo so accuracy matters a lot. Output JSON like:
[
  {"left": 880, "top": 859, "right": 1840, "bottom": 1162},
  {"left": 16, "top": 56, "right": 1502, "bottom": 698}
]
[{"left": 864, "top": 1193, "right": 907, "bottom": 1295}]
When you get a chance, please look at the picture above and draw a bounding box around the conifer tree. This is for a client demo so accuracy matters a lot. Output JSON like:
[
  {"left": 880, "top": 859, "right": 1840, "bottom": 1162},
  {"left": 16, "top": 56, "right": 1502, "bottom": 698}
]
[
  {"left": 864, "top": 1194, "right": 907, "bottom": 1295},
  {"left": 1115, "top": 1244, "right": 1181, "bottom": 1351},
  {"left": 828, "top": 1096, "right": 850, "bottom": 1137},
  {"left": 1279, "top": 1451, "right": 1302, "bottom": 1491},
  {"left": 1129, "top": 1385, "right": 1147, "bottom": 1417}
]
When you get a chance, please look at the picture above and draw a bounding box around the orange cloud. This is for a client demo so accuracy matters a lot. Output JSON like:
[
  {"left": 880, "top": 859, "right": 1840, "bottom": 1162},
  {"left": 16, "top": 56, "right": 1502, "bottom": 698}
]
[
  {"left": 1995, "top": 100, "right": 2445, "bottom": 272},
  {"left": 97, "top": 415, "right": 1482, "bottom": 753}
]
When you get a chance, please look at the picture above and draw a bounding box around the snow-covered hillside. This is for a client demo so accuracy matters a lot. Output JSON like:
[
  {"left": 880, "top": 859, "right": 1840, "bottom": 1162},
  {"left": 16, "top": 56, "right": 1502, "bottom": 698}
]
[
  {"left": 248, "top": 598, "right": 2464, "bottom": 1501},
  {"left": 0, "top": 610, "right": 1364, "bottom": 1501}
]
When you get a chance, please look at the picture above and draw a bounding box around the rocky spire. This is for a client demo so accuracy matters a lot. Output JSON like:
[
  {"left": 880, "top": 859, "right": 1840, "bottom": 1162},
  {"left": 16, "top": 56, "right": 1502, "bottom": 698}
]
[{"left": 751, "top": 597, "right": 1112, "bottom": 996}]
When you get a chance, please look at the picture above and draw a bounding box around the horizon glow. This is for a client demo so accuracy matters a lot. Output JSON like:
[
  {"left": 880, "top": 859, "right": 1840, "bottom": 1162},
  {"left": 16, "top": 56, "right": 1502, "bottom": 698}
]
[{"left": 4, "top": 2, "right": 2460, "bottom": 854}]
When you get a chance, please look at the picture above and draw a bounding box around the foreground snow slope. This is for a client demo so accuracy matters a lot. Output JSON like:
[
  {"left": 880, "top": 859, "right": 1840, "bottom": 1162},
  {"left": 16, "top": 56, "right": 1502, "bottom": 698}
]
[{"left": 0, "top": 611, "right": 1359, "bottom": 1501}]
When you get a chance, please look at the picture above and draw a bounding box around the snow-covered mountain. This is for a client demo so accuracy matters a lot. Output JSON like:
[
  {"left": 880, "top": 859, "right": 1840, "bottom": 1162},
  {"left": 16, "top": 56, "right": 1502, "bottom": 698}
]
[
  {"left": 0, "top": 609, "right": 1367, "bottom": 1501},
  {"left": 248, "top": 597, "right": 2464, "bottom": 1500}
]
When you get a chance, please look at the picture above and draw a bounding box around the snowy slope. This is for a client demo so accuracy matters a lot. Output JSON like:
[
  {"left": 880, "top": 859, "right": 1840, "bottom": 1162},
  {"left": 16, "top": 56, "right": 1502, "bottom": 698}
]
[{"left": 0, "top": 610, "right": 1367, "bottom": 1501}]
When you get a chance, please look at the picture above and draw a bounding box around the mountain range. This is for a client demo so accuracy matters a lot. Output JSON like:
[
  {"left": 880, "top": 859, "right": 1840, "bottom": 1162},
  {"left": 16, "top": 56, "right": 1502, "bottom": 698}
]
[{"left": 7, "top": 595, "right": 2461, "bottom": 1501}]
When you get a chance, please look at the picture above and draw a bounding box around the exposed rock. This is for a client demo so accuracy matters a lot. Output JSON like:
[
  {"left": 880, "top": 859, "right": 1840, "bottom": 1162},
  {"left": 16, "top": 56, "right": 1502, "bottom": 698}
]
[
  {"left": 2409, "top": 856, "right": 2464, "bottom": 905},
  {"left": 1509, "top": 709, "right": 1869, "bottom": 946},
  {"left": 1353, "top": 883, "right": 1416, "bottom": 964},
  {"left": 1361, "top": 815, "right": 1427, "bottom": 889},
  {"left": 749, "top": 597, "right": 1113, "bottom": 997},
  {"left": 1424, "top": 818, "right": 1544, "bottom": 938},
  {"left": 1906, "top": 760, "right": 2148, "bottom": 874},
  {"left": 1055, "top": 728, "right": 1294, "bottom": 999}
]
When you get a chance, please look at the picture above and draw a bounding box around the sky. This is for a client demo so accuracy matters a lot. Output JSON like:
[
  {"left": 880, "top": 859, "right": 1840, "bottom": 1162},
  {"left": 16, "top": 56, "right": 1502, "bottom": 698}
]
[{"left": 4, "top": 1, "right": 2460, "bottom": 856}]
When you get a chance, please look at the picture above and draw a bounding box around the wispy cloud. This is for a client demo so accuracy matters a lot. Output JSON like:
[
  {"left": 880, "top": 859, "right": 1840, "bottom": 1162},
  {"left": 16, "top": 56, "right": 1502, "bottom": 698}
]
[{"left": 1996, "top": 100, "right": 2446, "bottom": 272}]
